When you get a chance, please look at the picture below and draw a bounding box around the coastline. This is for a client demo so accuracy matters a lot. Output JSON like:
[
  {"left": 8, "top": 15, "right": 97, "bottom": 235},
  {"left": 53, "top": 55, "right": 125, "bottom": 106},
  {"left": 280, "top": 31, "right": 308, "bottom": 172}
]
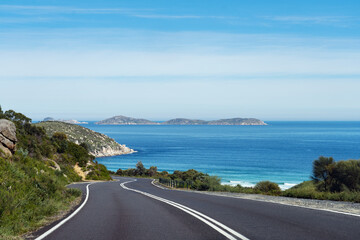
[{"left": 91, "top": 144, "right": 136, "bottom": 158}]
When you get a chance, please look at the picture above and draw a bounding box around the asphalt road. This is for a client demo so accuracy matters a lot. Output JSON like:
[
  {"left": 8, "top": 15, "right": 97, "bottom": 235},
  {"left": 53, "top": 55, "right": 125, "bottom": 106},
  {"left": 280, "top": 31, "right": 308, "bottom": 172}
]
[{"left": 33, "top": 177, "right": 360, "bottom": 240}]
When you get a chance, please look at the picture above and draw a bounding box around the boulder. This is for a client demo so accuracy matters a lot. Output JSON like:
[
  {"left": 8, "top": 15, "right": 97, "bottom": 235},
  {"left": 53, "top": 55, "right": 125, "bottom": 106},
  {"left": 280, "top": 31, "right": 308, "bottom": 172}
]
[
  {"left": 0, "top": 119, "right": 17, "bottom": 155},
  {"left": 0, "top": 144, "right": 12, "bottom": 156}
]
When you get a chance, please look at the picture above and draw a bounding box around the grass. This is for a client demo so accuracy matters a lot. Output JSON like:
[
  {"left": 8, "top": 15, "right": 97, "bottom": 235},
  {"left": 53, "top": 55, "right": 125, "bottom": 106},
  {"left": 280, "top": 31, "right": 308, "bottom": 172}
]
[
  {"left": 0, "top": 108, "right": 113, "bottom": 239},
  {"left": 0, "top": 155, "right": 81, "bottom": 238},
  {"left": 282, "top": 181, "right": 360, "bottom": 202}
]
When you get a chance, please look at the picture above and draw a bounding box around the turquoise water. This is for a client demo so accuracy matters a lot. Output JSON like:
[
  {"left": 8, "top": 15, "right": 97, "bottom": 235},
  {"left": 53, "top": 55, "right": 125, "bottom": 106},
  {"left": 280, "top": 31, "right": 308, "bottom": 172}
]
[{"left": 83, "top": 122, "right": 360, "bottom": 189}]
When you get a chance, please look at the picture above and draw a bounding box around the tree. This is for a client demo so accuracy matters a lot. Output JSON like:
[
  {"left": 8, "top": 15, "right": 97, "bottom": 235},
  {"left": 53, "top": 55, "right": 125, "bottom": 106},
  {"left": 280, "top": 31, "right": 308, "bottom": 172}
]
[
  {"left": 135, "top": 161, "right": 146, "bottom": 176},
  {"left": 311, "top": 156, "right": 335, "bottom": 191},
  {"left": 4, "top": 109, "right": 31, "bottom": 126},
  {"left": 0, "top": 105, "right": 4, "bottom": 118},
  {"left": 147, "top": 166, "right": 158, "bottom": 177},
  {"left": 80, "top": 142, "right": 90, "bottom": 151},
  {"left": 116, "top": 169, "right": 123, "bottom": 176},
  {"left": 331, "top": 160, "right": 360, "bottom": 192},
  {"left": 51, "top": 132, "right": 68, "bottom": 153}
]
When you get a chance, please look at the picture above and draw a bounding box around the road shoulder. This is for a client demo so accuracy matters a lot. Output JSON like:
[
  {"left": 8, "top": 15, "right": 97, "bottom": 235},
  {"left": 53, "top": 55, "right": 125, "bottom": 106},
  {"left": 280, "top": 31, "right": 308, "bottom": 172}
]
[{"left": 152, "top": 180, "right": 360, "bottom": 216}]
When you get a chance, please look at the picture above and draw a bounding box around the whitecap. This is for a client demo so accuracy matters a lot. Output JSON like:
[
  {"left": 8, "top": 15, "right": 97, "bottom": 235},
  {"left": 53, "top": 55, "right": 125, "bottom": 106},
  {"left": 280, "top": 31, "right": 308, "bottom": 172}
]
[{"left": 222, "top": 181, "right": 255, "bottom": 188}]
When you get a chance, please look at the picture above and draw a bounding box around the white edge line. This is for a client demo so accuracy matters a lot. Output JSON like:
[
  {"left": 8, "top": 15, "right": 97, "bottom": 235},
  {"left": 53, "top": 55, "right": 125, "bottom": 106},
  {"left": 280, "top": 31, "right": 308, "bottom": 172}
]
[
  {"left": 150, "top": 179, "right": 360, "bottom": 218},
  {"left": 185, "top": 190, "right": 360, "bottom": 218},
  {"left": 150, "top": 179, "right": 248, "bottom": 240},
  {"left": 35, "top": 182, "right": 95, "bottom": 240},
  {"left": 121, "top": 180, "right": 249, "bottom": 240},
  {"left": 151, "top": 179, "right": 167, "bottom": 190}
]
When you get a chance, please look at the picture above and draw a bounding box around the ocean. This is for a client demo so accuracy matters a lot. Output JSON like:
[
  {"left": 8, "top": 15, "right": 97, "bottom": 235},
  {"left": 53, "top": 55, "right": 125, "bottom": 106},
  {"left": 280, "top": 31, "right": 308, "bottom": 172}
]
[{"left": 83, "top": 122, "right": 360, "bottom": 190}]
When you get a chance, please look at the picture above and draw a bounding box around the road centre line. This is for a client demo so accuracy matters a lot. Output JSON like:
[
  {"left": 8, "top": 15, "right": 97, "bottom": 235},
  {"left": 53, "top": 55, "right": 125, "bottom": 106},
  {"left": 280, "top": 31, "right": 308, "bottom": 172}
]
[
  {"left": 120, "top": 180, "right": 249, "bottom": 240},
  {"left": 35, "top": 182, "right": 96, "bottom": 240}
]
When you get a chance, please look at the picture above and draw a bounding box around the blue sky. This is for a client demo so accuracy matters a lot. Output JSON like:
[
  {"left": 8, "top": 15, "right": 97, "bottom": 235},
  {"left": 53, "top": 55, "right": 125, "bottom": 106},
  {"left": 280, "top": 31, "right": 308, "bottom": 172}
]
[{"left": 0, "top": 0, "right": 359, "bottom": 120}]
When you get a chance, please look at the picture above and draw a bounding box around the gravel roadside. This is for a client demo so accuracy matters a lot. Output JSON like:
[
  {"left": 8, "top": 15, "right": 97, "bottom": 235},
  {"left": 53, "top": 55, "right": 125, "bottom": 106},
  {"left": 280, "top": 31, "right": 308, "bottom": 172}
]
[{"left": 154, "top": 181, "right": 360, "bottom": 216}]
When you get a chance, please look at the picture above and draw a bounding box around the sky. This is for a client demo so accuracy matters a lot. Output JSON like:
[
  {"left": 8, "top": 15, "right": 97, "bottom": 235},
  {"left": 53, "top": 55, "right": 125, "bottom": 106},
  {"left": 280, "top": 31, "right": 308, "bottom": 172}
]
[{"left": 0, "top": 0, "right": 359, "bottom": 121}]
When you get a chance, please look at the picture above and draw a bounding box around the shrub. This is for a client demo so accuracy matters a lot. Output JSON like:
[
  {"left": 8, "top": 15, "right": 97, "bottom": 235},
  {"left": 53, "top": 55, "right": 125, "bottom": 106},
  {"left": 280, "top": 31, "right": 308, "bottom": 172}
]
[
  {"left": 311, "top": 156, "right": 335, "bottom": 191},
  {"left": 311, "top": 157, "right": 360, "bottom": 193},
  {"left": 86, "top": 164, "right": 111, "bottom": 181},
  {"left": 331, "top": 160, "right": 360, "bottom": 192},
  {"left": 254, "top": 181, "right": 281, "bottom": 195}
]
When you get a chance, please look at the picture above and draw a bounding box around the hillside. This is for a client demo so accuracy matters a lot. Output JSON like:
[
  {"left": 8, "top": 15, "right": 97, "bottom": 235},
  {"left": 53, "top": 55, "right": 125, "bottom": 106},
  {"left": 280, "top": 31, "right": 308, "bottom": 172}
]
[
  {"left": 36, "top": 121, "right": 135, "bottom": 157},
  {"left": 0, "top": 107, "right": 112, "bottom": 238},
  {"left": 96, "top": 115, "right": 159, "bottom": 125},
  {"left": 96, "top": 115, "right": 267, "bottom": 125}
]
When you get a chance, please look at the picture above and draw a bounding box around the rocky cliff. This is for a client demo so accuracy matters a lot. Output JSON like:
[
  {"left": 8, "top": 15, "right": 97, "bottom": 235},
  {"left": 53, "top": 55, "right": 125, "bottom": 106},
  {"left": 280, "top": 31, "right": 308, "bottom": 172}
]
[
  {"left": 43, "top": 117, "right": 88, "bottom": 124},
  {"left": 36, "top": 121, "right": 135, "bottom": 157},
  {"left": 0, "top": 119, "right": 17, "bottom": 156}
]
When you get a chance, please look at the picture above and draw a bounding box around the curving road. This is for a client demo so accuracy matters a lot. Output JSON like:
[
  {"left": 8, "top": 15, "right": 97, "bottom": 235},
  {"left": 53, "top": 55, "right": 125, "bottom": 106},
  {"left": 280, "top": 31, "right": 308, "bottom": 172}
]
[{"left": 32, "top": 177, "right": 360, "bottom": 240}]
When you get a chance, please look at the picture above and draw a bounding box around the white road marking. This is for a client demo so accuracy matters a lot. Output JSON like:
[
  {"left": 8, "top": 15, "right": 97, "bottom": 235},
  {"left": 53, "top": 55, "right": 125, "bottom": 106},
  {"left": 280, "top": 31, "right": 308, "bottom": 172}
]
[
  {"left": 151, "top": 179, "right": 168, "bottom": 190},
  {"left": 185, "top": 190, "right": 360, "bottom": 218},
  {"left": 35, "top": 183, "right": 96, "bottom": 240},
  {"left": 120, "top": 180, "right": 249, "bottom": 240}
]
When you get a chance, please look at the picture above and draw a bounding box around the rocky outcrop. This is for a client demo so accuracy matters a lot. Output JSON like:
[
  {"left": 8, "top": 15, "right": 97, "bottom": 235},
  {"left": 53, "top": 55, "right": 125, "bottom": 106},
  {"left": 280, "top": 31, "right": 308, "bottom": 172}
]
[
  {"left": 0, "top": 119, "right": 17, "bottom": 156},
  {"left": 92, "top": 144, "right": 135, "bottom": 158},
  {"left": 43, "top": 117, "right": 88, "bottom": 124}
]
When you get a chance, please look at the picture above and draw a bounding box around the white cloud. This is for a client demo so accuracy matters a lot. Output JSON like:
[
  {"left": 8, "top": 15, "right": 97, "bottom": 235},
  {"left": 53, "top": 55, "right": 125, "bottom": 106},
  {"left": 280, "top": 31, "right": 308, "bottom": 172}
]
[
  {"left": 264, "top": 15, "right": 357, "bottom": 26},
  {"left": 0, "top": 5, "right": 227, "bottom": 20},
  {"left": 0, "top": 5, "right": 138, "bottom": 14},
  {"left": 2, "top": 78, "right": 360, "bottom": 120},
  {"left": 0, "top": 29, "right": 359, "bottom": 78},
  {"left": 132, "top": 14, "right": 232, "bottom": 20},
  {"left": 0, "top": 29, "right": 360, "bottom": 77},
  {"left": 0, "top": 48, "right": 359, "bottom": 78}
]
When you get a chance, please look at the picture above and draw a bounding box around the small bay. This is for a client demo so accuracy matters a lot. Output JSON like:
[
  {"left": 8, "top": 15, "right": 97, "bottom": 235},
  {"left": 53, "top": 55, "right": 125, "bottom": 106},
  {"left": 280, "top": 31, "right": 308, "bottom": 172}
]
[{"left": 84, "top": 121, "right": 360, "bottom": 190}]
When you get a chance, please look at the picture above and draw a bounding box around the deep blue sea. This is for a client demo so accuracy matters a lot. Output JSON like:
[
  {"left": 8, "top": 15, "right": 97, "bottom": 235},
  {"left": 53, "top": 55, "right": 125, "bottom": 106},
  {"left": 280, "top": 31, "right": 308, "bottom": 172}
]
[{"left": 83, "top": 122, "right": 360, "bottom": 189}]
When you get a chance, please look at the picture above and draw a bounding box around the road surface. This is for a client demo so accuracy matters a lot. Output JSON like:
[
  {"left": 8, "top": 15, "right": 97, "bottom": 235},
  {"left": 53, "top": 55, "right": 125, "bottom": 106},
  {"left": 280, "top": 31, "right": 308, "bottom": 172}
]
[{"left": 32, "top": 177, "right": 360, "bottom": 240}]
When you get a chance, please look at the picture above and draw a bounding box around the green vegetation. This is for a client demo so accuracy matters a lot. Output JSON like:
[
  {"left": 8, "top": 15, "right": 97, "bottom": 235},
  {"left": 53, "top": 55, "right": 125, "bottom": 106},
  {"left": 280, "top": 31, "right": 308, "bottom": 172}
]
[
  {"left": 86, "top": 163, "right": 112, "bottom": 181},
  {"left": 283, "top": 181, "right": 360, "bottom": 202},
  {"left": 254, "top": 181, "right": 281, "bottom": 195},
  {"left": 115, "top": 161, "right": 280, "bottom": 194},
  {"left": 0, "top": 107, "right": 111, "bottom": 238},
  {"left": 36, "top": 121, "right": 132, "bottom": 157},
  {"left": 117, "top": 157, "right": 360, "bottom": 202},
  {"left": 283, "top": 156, "right": 360, "bottom": 202},
  {"left": 0, "top": 153, "right": 81, "bottom": 238}
]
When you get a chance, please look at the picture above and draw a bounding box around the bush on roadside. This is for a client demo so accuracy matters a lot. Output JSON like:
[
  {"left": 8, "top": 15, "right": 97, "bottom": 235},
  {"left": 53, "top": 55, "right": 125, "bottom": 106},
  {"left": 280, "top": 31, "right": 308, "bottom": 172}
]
[
  {"left": 311, "top": 157, "right": 360, "bottom": 193},
  {"left": 283, "top": 181, "right": 360, "bottom": 202},
  {"left": 254, "top": 181, "right": 281, "bottom": 195}
]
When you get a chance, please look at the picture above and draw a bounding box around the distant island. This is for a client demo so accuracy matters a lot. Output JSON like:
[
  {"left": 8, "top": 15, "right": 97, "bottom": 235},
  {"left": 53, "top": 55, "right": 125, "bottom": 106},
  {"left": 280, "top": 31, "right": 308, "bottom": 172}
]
[
  {"left": 96, "top": 115, "right": 267, "bottom": 125},
  {"left": 43, "top": 117, "right": 88, "bottom": 124},
  {"left": 96, "top": 115, "right": 158, "bottom": 125}
]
